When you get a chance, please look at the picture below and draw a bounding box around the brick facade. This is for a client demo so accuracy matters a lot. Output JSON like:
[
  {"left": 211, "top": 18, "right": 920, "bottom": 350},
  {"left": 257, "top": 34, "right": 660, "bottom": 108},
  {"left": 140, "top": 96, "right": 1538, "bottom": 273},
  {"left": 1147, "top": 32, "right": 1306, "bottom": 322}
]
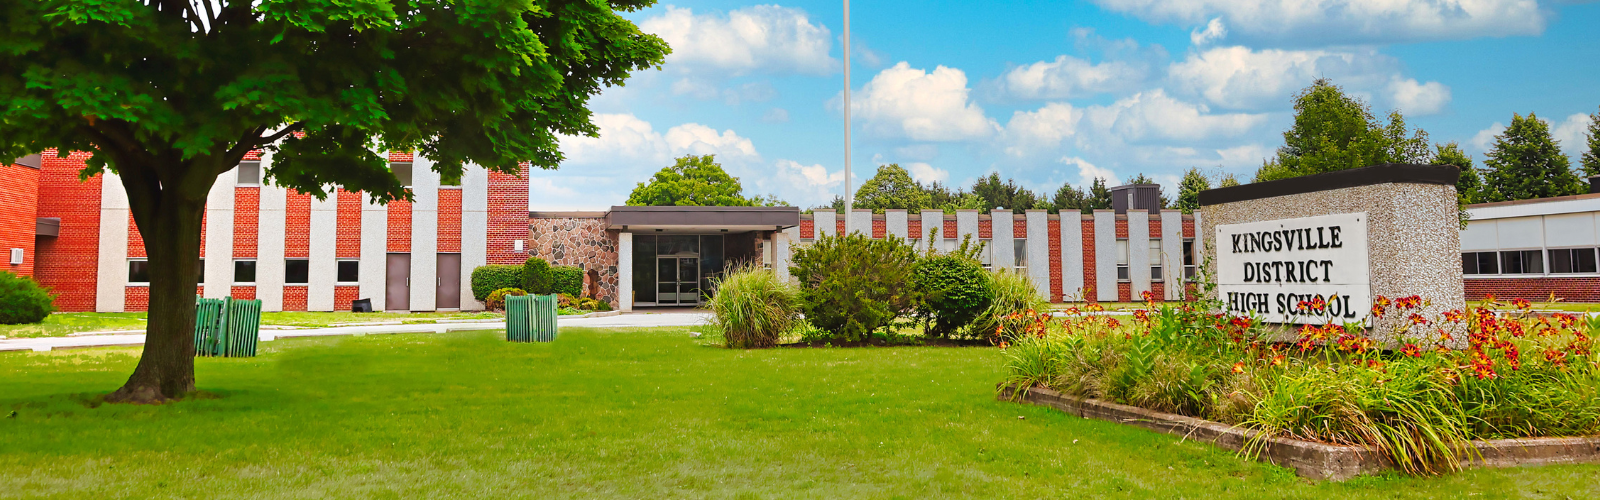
[
  {"left": 336, "top": 189, "right": 362, "bottom": 259},
  {"left": 234, "top": 188, "right": 259, "bottom": 258},
  {"left": 1465, "top": 277, "right": 1600, "bottom": 302},
  {"left": 528, "top": 218, "right": 619, "bottom": 305},
  {"left": 487, "top": 164, "right": 530, "bottom": 265},
  {"left": 1048, "top": 216, "right": 1062, "bottom": 302},
  {"left": 437, "top": 187, "right": 462, "bottom": 253},
  {"left": 1081, "top": 218, "right": 1095, "bottom": 302},
  {"left": 0, "top": 163, "right": 39, "bottom": 278},
  {"left": 286, "top": 191, "right": 311, "bottom": 258},
  {"left": 33, "top": 151, "right": 101, "bottom": 312}
]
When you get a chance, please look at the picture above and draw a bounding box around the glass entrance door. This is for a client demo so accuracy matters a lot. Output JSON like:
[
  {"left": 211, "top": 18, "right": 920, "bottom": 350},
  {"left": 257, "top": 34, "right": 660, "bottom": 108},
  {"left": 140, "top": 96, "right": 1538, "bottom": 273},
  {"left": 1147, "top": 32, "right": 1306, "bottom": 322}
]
[{"left": 656, "top": 255, "right": 701, "bottom": 306}]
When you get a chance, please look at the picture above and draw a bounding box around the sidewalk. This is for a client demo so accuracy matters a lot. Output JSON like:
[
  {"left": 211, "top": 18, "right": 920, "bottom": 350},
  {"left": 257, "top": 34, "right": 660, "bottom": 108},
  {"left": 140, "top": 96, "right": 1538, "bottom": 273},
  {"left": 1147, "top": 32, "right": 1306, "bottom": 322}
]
[{"left": 0, "top": 311, "right": 712, "bottom": 353}]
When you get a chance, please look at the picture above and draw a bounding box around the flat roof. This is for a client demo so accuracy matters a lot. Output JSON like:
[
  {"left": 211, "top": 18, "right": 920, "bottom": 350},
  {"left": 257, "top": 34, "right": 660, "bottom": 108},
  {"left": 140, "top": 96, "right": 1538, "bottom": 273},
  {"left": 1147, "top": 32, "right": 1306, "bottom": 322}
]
[
  {"left": 1198, "top": 164, "right": 1459, "bottom": 206},
  {"left": 1466, "top": 192, "right": 1600, "bottom": 221},
  {"left": 596, "top": 206, "right": 801, "bottom": 231}
]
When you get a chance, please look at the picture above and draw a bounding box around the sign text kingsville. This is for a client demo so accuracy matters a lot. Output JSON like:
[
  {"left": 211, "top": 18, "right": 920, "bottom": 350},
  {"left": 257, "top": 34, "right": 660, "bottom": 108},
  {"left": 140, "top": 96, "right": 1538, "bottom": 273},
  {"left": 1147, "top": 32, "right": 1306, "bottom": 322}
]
[{"left": 1216, "top": 212, "right": 1371, "bottom": 325}]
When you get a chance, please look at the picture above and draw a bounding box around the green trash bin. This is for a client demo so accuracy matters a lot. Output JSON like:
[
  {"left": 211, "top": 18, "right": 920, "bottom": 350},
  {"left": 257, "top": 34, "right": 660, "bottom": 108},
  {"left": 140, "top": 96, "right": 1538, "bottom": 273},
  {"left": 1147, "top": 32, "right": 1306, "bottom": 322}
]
[
  {"left": 506, "top": 294, "right": 558, "bottom": 342},
  {"left": 194, "top": 296, "right": 263, "bottom": 357}
]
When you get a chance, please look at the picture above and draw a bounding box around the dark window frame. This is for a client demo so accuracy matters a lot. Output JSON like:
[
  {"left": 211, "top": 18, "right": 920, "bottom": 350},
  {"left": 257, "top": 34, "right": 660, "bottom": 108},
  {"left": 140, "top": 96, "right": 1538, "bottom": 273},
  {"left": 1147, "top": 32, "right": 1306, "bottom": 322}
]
[
  {"left": 233, "top": 259, "right": 257, "bottom": 284},
  {"left": 336, "top": 260, "right": 360, "bottom": 284},
  {"left": 1548, "top": 247, "right": 1599, "bottom": 274},
  {"left": 285, "top": 259, "right": 310, "bottom": 284}
]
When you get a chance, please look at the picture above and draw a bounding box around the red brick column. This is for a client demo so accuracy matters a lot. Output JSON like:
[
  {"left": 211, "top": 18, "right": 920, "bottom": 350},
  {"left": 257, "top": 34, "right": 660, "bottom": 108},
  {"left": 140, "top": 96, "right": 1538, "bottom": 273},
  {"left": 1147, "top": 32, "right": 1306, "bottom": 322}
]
[
  {"left": 336, "top": 189, "right": 362, "bottom": 259},
  {"left": 437, "top": 188, "right": 462, "bottom": 253},
  {"left": 487, "top": 164, "right": 529, "bottom": 265},
  {"left": 1048, "top": 216, "right": 1062, "bottom": 302},
  {"left": 33, "top": 151, "right": 101, "bottom": 311},
  {"left": 1081, "top": 219, "right": 1095, "bottom": 302}
]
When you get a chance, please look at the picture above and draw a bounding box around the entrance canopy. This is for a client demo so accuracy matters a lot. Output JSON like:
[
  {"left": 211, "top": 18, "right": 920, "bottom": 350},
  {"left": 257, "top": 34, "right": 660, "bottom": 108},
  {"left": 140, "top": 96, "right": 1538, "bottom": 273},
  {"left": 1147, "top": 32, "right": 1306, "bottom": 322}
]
[
  {"left": 606, "top": 206, "right": 799, "bottom": 233},
  {"left": 605, "top": 206, "right": 799, "bottom": 308}
]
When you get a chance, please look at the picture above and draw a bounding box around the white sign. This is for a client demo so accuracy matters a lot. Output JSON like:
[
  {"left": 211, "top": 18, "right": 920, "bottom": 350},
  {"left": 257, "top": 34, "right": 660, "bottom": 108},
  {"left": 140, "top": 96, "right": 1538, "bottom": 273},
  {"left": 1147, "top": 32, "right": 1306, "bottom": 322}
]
[{"left": 1216, "top": 212, "right": 1370, "bottom": 324}]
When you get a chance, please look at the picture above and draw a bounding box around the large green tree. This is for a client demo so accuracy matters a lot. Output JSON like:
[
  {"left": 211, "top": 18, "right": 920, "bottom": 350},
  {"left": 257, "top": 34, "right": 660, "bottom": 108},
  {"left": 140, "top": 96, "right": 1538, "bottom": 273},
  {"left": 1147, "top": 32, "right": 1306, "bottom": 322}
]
[
  {"left": 626, "top": 155, "right": 761, "bottom": 206},
  {"left": 1, "top": 1, "right": 668, "bottom": 402},
  {"left": 1581, "top": 106, "right": 1600, "bottom": 179},
  {"left": 1046, "top": 182, "right": 1087, "bottom": 214},
  {"left": 853, "top": 164, "right": 932, "bottom": 212},
  {"left": 1481, "top": 113, "right": 1585, "bottom": 202},
  {"left": 970, "top": 172, "right": 1037, "bottom": 213},
  {"left": 1255, "top": 78, "right": 1432, "bottom": 182},
  {"left": 1087, "top": 178, "right": 1112, "bottom": 210},
  {"left": 1175, "top": 167, "right": 1210, "bottom": 214},
  {"left": 1433, "top": 142, "right": 1482, "bottom": 204}
]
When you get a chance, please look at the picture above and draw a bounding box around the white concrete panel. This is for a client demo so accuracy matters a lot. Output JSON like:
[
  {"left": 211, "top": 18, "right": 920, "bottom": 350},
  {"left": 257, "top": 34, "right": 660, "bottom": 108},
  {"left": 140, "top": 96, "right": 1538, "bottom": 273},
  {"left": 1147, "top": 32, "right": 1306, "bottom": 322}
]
[
  {"left": 1128, "top": 211, "right": 1150, "bottom": 299},
  {"left": 256, "top": 177, "right": 287, "bottom": 312},
  {"left": 1060, "top": 213, "right": 1084, "bottom": 301},
  {"left": 992, "top": 212, "right": 1015, "bottom": 270},
  {"left": 96, "top": 172, "right": 128, "bottom": 312},
  {"left": 203, "top": 168, "right": 236, "bottom": 299},
  {"left": 410, "top": 158, "right": 439, "bottom": 311},
  {"left": 918, "top": 210, "right": 943, "bottom": 252},
  {"left": 1459, "top": 220, "right": 1498, "bottom": 251},
  {"left": 776, "top": 226, "right": 797, "bottom": 282},
  {"left": 814, "top": 211, "right": 836, "bottom": 239},
  {"left": 618, "top": 232, "right": 633, "bottom": 311},
  {"left": 1544, "top": 213, "right": 1596, "bottom": 247},
  {"left": 1469, "top": 195, "right": 1600, "bottom": 221},
  {"left": 1496, "top": 217, "right": 1544, "bottom": 249},
  {"left": 1025, "top": 211, "right": 1050, "bottom": 300},
  {"left": 1160, "top": 211, "right": 1185, "bottom": 301},
  {"left": 885, "top": 210, "right": 908, "bottom": 240},
  {"left": 956, "top": 211, "right": 980, "bottom": 261},
  {"left": 459, "top": 165, "right": 489, "bottom": 311},
  {"left": 306, "top": 192, "right": 338, "bottom": 311},
  {"left": 360, "top": 191, "right": 389, "bottom": 311},
  {"left": 849, "top": 210, "right": 872, "bottom": 236},
  {"left": 1094, "top": 212, "right": 1116, "bottom": 302}
]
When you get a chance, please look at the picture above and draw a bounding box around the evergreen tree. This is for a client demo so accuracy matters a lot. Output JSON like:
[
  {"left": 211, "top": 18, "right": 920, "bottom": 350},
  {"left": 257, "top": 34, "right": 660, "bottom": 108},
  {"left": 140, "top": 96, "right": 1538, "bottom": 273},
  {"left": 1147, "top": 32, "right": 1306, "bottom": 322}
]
[
  {"left": 1087, "top": 178, "right": 1113, "bottom": 210},
  {"left": 1257, "top": 78, "right": 1431, "bottom": 182},
  {"left": 970, "top": 172, "right": 1038, "bottom": 213},
  {"left": 1176, "top": 167, "right": 1210, "bottom": 214},
  {"left": 1482, "top": 113, "right": 1585, "bottom": 202},
  {"left": 1433, "top": 142, "right": 1482, "bottom": 204},
  {"left": 1123, "top": 173, "right": 1172, "bottom": 208},
  {"left": 922, "top": 181, "right": 960, "bottom": 209},
  {"left": 1582, "top": 106, "right": 1600, "bottom": 179},
  {"left": 853, "top": 164, "right": 933, "bottom": 212},
  {"left": 1047, "top": 183, "right": 1087, "bottom": 214},
  {"left": 1218, "top": 172, "right": 1241, "bottom": 188}
]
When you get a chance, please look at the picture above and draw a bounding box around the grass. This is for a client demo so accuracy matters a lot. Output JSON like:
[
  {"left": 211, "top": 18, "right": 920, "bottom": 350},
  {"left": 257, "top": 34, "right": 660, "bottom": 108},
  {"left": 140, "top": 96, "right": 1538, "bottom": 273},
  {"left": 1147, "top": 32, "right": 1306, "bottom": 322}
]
[
  {"left": 0, "top": 311, "right": 506, "bottom": 338},
  {"left": 0, "top": 313, "right": 147, "bottom": 339},
  {"left": 258, "top": 310, "right": 503, "bottom": 328},
  {"left": 2, "top": 328, "right": 1598, "bottom": 498}
]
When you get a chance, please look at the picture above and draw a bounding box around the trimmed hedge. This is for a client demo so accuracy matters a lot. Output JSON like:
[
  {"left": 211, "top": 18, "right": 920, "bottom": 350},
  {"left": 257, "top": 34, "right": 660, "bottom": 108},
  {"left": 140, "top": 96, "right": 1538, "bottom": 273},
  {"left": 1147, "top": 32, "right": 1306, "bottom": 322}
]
[
  {"left": 911, "top": 254, "right": 993, "bottom": 338},
  {"left": 522, "top": 257, "right": 553, "bottom": 295},
  {"left": 0, "top": 271, "right": 55, "bottom": 325},
  {"left": 470, "top": 265, "right": 523, "bottom": 301},
  {"left": 551, "top": 266, "right": 584, "bottom": 297}
]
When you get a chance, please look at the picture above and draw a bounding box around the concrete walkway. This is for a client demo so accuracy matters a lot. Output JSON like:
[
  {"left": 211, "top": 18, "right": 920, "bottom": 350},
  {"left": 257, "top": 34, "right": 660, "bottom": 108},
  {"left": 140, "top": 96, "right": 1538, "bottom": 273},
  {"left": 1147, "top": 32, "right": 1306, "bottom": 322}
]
[{"left": 0, "top": 311, "right": 711, "bottom": 353}]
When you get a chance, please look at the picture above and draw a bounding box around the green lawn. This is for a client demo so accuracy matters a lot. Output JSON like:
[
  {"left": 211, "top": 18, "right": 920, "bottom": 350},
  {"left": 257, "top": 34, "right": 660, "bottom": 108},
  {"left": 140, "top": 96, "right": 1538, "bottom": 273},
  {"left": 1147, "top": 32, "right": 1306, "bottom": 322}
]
[
  {"left": 257, "top": 310, "right": 503, "bottom": 328},
  {"left": 2, "top": 328, "right": 1598, "bottom": 498},
  {"left": 1, "top": 311, "right": 507, "bottom": 339},
  {"left": 0, "top": 313, "right": 148, "bottom": 339}
]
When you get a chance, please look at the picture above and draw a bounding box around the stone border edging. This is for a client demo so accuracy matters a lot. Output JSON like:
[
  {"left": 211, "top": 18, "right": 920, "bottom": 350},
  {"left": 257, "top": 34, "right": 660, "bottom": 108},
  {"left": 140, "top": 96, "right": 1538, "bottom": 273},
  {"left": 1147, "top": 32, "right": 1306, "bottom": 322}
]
[{"left": 1002, "top": 385, "right": 1600, "bottom": 480}]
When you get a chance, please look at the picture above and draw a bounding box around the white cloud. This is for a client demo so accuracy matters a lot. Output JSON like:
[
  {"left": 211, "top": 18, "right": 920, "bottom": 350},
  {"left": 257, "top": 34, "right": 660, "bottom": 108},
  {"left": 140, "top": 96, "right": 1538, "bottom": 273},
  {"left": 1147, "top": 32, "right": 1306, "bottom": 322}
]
[
  {"left": 1388, "top": 78, "right": 1452, "bottom": 116},
  {"left": 1003, "top": 102, "right": 1082, "bottom": 155},
  {"left": 1091, "top": 0, "right": 1547, "bottom": 44},
  {"left": 760, "top": 159, "right": 845, "bottom": 207},
  {"left": 640, "top": 5, "right": 835, "bottom": 76},
  {"left": 1082, "top": 89, "right": 1268, "bottom": 143},
  {"left": 664, "top": 123, "right": 759, "bottom": 160},
  {"left": 1190, "top": 17, "right": 1227, "bottom": 45},
  {"left": 1471, "top": 122, "right": 1506, "bottom": 152},
  {"left": 1167, "top": 46, "right": 1401, "bottom": 110},
  {"left": 1061, "top": 156, "right": 1116, "bottom": 188},
  {"left": 560, "top": 113, "right": 672, "bottom": 167},
  {"left": 761, "top": 107, "right": 790, "bottom": 123},
  {"left": 1215, "top": 144, "right": 1274, "bottom": 167},
  {"left": 1552, "top": 113, "right": 1594, "bottom": 157},
  {"left": 850, "top": 62, "right": 999, "bottom": 141},
  {"left": 905, "top": 162, "right": 950, "bottom": 184},
  {"left": 997, "top": 55, "right": 1148, "bottom": 100}
]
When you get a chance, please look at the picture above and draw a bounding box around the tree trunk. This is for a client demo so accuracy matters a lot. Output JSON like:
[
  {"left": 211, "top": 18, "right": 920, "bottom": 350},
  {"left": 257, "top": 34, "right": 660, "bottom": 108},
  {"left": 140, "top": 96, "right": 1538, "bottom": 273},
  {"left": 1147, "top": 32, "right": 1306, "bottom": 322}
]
[{"left": 106, "top": 190, "right": 207, "bottom": 404}]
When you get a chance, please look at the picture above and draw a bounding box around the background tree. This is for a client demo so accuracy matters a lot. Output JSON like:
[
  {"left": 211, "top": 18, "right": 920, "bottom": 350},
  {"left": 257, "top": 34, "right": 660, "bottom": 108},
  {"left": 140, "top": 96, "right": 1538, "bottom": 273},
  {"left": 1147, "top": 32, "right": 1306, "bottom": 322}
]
[
  {"left": 1582, "top": 106, "right": 1600, "bottom": 179},
  {"left": 1175, "top": 167, "right": 1210, "bottom": 214},
  {"left": 1047, "top": 182, "right": 1087, "bottom": 214},
  {"left": 1481, "top": 113, "right": 1585, "bottom": 202},
  {"left": 1, "top": 1, "right": 668, "bottom": 402},
  {"left": 970, "top": 172, "right": 1038, "bottom": 213},
  {"left": 627, "top": 155, "right": 757, "bottom": 207},
  {"left": 1433, "top": 142, "right": 1482, "bottom": 204},
  {"left": 1087, "top": 178, "right": 1113, "bottom": 210},
  {"left": 1255, "top": 78, "right": 1432, "bottom": 182},
  {"left": 1218, "top": 172, "right": 1241, "bottom": 188},
  {"left": 1123, "top": 173, "right": 1172, "bottom": 208},
  {"left": 853, "top": 164, "right": 932, "bottom": 212}
]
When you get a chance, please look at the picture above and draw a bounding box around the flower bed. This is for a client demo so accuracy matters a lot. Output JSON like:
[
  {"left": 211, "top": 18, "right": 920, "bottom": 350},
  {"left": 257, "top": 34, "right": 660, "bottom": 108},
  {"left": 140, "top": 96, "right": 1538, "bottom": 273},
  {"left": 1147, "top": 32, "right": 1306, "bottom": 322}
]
[{"left": 999, "top": 293, "right": 1600, "bottom": 475}]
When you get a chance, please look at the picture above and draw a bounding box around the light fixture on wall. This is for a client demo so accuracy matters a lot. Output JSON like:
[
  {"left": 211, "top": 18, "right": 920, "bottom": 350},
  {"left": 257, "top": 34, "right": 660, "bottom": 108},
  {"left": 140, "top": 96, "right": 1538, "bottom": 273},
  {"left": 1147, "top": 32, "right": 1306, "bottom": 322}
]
[{"left": 513, "top": 240, "right": 524, "bottom": 252}]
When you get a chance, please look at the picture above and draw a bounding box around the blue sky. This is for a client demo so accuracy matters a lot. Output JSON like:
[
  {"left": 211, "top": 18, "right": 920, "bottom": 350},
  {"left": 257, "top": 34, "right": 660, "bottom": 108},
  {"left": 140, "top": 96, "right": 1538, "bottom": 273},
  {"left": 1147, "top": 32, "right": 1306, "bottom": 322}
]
[{"left": 537, "top": 0, "right": 1600, "bottom": 209}]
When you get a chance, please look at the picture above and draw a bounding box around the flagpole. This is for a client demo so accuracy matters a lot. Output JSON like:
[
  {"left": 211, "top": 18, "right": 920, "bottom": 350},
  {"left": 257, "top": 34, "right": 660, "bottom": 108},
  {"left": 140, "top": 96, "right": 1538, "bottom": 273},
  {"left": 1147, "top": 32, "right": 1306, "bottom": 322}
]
[{"left": 842, "top": 0, "right": 853, "bottom": 233}]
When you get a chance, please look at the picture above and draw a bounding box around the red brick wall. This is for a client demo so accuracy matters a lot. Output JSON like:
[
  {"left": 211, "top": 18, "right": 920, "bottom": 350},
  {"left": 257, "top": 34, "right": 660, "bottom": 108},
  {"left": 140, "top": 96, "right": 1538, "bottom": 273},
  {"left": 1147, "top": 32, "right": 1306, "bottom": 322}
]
[
  {"left": 127, "top": 213, "right": 145, "bottom": 258},
  {"left": 34, "top": 151, "right": 101, "bottom": 312},
  {"left": 336, "top": 189, "right": 362, "bottom": 259},
  {"left": 488, "top": 164, "right": 529, "bottom": 265},
  {"left": 871, "top": 217, "right": 885, "bottom": 239},
  {"left": 1151, "top": 282, "right": 1165, "bottom": 302},
  {"left": 836, "top": 218, "right": 845, "bottom": 235},
  {"left": 1118, "top": 282, "right": 1131, "bottom": 303},
  {"left": 230, "top": 286, "right": 256, "bottom": 301},
  {"left": 388, "top": 152, "right": 414, "bottom": 162},
  {"left": 1115, "top": 218, "right": 1128, "bottom": 239},
  {"left": 1183, "top": 216, "right": 1195, "bottom": 239},
  {"left": 283, "top": 286, "right": 308, "bottom": 311},
  {"left": 979, "top": 218, "right": 992, "bottom": 239},
  {"left": 800, "top": 218, "right": 814, "bottom": 239},
  {"left": 233, "top": 188, "right": 259, "bottom": 258},
  {"left": 908, "top": 218, "right": 922, "bottom": 239},
  {"left": 1081, "top": 219, "right": 1095, "bottom": 302},
  {"left": 1013, "top": 217, "right": 1026, "bottom": 237},
  {"left": 286, "top": 191, "right": 311, "bottom": 258},
  {"left": 125, "top": 287, "right": 148, "bottom": 312},
  {"left": 0, "top": 163, "right": 39, "bottom": 277},
  {"left": 1149, "top": 217, "right": 1163, "bottom": 238},
  {"left": 334, "top": 286, "right": 359, "bottom": 311},
  {"left": 437, "top": 187, "right": 462, "bottom": 253},
  {"left": 1465, "top": 278, "right": 1600, "bottom": 302},
  {"left": 1048, "top": 217, "right": 1062, "bottom": 302},
  {"left": 943, "top": 217, "right": 957, "bottom": 239},
  {"left": 387, "top": 199, "right": 412, "bottom": 253}
]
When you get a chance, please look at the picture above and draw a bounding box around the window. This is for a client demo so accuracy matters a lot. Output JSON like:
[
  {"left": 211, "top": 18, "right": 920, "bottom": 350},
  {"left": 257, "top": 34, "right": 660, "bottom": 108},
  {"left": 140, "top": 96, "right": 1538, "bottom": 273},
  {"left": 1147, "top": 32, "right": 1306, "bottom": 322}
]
[
  {"left": 1500, "top": 250, "right": 1544, "bottom": 274},
  {"left": 285, "top": 259, "right": 310, "bottom": 284},
  {"left": 1182, "top": 239, "right": 1197, "bottom": 279},
  {"left": 1149, "top": 238, "right": 1163, "bottom": 281},
  {"left": 1549, "top": 248, "right": 1599, "bottom": 274},
  {"left": 234, "top": 260, "right": 256, "bottom": 284},
  {"left": 1014, "top": 238, "right": 1027, "bottom": 273},
  {"left": 337, "top": 260, "right": 360, "bottom": 283},
  {"left": 236, "top": 161, "right": 261, "bottom": 186},
  {"left": 197, "top": 259, "right": 204, "bottom": 284},
  {"left": 1115, "top": 239, "right": 1130, "bottom": 281},
  {"left": 128, "top": 259, "right": 150, "bottom": 284},
  {"left": 391, "top": 162, "right": 413, "bottom": 187},
  {"left": 1462, "top": 252, "right": 1500, "bottom": 275}
]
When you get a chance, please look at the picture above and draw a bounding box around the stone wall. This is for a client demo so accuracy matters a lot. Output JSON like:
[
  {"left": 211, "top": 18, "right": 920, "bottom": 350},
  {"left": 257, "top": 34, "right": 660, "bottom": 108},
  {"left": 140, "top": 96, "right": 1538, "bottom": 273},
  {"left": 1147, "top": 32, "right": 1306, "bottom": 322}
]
[{"left": 528, "top": 217, "right": 619, "bottom": 305}]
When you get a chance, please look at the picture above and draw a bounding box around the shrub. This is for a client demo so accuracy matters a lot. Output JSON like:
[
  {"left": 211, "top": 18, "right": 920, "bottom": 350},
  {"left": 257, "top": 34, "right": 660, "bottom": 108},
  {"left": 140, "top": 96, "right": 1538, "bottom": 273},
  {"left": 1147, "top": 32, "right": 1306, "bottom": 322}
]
[
  {"left": 551, "top": 266, "right": 584, "bottom": 297},
  {"left": 0, "top": 271, "right": 55, "bottom": 324},
  {"left": 911, "top": 252, "right": 993, "bottom": 338},
  {"left": 522, "top": 257, "right": 553, "bottom": 294},
  {"left": 789, "top": 233, "right": 919, "bottom": 342},
  {"left": 485, "top": 287, "right": 526, "bottom": 311},
  {"left": 470, "top": 265, "right": 523, "bottom": 301},
  {"left": 706, "top": 264, "right": 800, "bottom": 348},
  {"left": 971, "top": 270, "right": 1047, "bottom": 339}
]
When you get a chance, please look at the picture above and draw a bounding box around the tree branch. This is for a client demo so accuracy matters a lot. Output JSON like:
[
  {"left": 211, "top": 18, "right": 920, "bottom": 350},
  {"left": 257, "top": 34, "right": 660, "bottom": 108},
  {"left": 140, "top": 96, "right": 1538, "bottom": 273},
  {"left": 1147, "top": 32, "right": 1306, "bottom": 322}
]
[{"left": 256, "top": 122, "right": 307, "bottom": 147}]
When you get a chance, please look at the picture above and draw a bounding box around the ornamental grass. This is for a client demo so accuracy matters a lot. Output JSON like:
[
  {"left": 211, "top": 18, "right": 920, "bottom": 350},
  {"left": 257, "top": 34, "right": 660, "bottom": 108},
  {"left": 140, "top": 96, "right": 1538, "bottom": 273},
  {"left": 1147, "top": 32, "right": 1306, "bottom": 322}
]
[
  {"left": 705, "top": 264, "right": 801, "bottom": 349},
  {"left": 999, "top": 292, "right": 1600, "bottom": 475}
]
